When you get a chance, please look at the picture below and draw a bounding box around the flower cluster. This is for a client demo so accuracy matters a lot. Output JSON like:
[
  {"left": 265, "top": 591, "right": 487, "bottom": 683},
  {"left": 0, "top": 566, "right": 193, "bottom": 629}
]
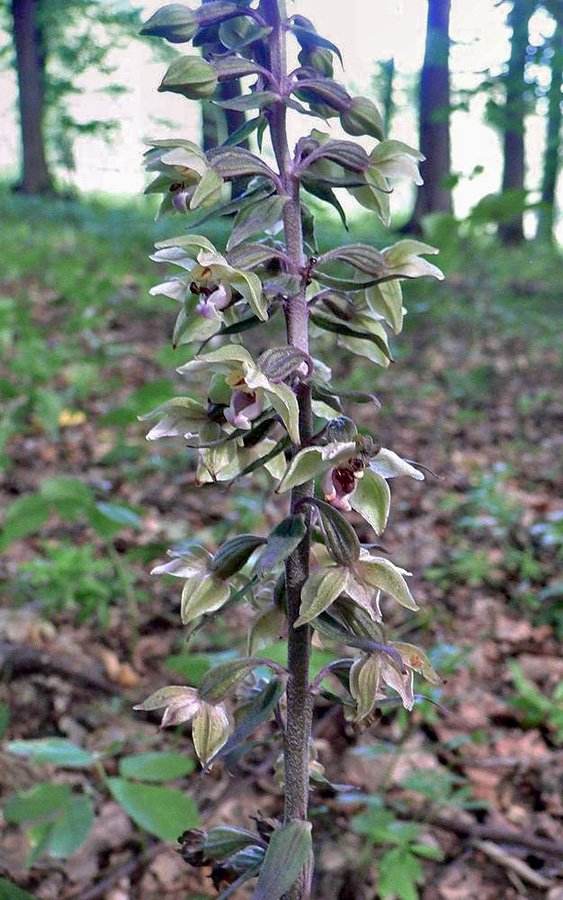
[{"left": 135, "top": 2, "right": 446, "bottom": 891}]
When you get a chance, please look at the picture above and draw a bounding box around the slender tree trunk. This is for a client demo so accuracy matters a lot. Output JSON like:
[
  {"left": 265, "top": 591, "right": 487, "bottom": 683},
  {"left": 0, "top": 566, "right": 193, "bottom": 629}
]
[
  {"left": 498, "top": 0, "right": 535, "bottom": 244},
  {"left": 409, "top": 0, "right": 452, "bottom": 231},
  {"left": 537, "top": 20, "right": 563, "bottom": 241},
  {"left": 265, "top": 1, "right": 313, "bottom": 897},
  {"left": 380, "top": 57, "right": 395, "bottom": 136},
  {"left": 11, "top": 0, "right": 53, "bottom": 194}
]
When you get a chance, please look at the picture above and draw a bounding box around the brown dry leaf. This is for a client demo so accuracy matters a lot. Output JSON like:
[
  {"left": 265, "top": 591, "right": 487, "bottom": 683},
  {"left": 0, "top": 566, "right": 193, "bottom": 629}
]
[{"left": 95, "top": 646, "right": 141, "bottom": 687}]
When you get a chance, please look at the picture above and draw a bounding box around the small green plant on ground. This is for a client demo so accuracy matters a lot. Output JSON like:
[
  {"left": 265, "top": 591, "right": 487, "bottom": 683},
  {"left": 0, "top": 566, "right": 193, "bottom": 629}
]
[
  {"left": 509, "top": 662, "right": 563, "bottom": 745},
  {"left": 4, "top": 738, "right": 198, "bottom": 863},
  {"left": 128, "top": 2, "right": 444, "bottom": 898}
]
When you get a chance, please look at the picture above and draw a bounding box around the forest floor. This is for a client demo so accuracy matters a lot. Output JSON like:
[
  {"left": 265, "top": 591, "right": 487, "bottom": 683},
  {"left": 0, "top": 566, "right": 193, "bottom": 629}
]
[{"left": 1, "top": 190, "right": 563, "bottom": 900}]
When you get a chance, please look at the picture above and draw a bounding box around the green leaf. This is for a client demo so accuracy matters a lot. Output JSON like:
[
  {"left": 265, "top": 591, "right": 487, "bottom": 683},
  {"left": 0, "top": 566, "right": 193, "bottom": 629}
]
[
  {"left": 4, "top": 784, "right": 71, "bottom": 823},
  {"left": 252, "top": 820, "right": 312, "bottom": 900},
  {"left": 0, "top": 494, "right": 49, "bottom": 550},
  {"left": 0, "top": 878, "right": 38, "bottom": 900},
  {"left": 190, "top": 166, "right": 223, "bottom": 209},
  {"left": 164, "top": 652, "right": 213, "bottom": 685},
  {"left": 213, "top": 57, "right": 267, "bottom": 81},
  {"left": 215, "top": 90, "right": 278, "bottom": 111},
  {"left": 319, "top": 244, "right": 385, "bottom": 276},
  {"left": 208, "top": 147, "right": 276, "bottom": 181},
  {"left": 47, "top": 796, "right": 94, "bottom": 858},
  {"left": 208, "top": 676, "right": 287, "bottom": 766},
  {"left": 227, "top": 242, "right": 287, "bottom": 270},
  {"left": 8, "top": 739, "right": 94, "bottom": 768},
  {"left": 221, "top": 114, "right": 265, "bottom": 148},
  {"left": 0, "top": 702, "right": 9, "bottom": 739},
  {"left": 227, "top": 195, "right": 287, "bottom": 250},
  {"left": 199, "top": 657, "right": 268, "bottom": 704},
  {"left": 301, "top": 178, "right": 348, "bottom": 228},
  {"left": 119, "top": 752, "right": 195, "bottom": 782},
  {"left": 290, "top": 23, "right": 343, "bottom": 66},
  {"left": 108, "top": 778, "right": 200, "bottom": 840},
  {"left": 310, "top": 314, "right": 392, "bottom": 361},
  {"left": 181, "top": 573, "right": 231, "bottom": 623},
  {"left": 254, "top": 516, "right": 307, "bottom": 578},
  {"left": 210, "top": 534, "right": 266, "bottom": 579},
  {"left": 350, "top": 469, "right": 390, "bottom": 535},
  {"left": 295, "top": 566, "right": 349, "bottom": 627},
  {"left": 248, "top": 606, "right": 286, "bottom": 655},
  {"left": 378, "top": 846, "right": 423, "bottom": 900},
  {"left": 94, "top": 503, "right": 142, "bottom": 530}
]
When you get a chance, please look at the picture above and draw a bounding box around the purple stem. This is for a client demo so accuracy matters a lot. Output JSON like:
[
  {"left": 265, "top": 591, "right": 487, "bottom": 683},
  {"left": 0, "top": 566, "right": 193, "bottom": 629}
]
[{"left": 263, "top": 2, "right": 314, "bottom": 897}]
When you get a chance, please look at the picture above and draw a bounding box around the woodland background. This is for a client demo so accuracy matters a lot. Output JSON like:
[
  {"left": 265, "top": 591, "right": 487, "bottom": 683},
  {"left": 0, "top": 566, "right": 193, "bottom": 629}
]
[{"left": 1, "top": 1, "right": 563, "bottom": 898}]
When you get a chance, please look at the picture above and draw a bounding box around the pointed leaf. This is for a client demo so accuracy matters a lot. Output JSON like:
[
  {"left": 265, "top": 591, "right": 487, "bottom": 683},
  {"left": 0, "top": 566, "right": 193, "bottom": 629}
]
[
  {"left": 108, "top": 778, "right": 199, "bottom": 840},
  {"left": 199, "top": 657, "right": 268, "bottom": 704},
  {"left": 276, "top": 442, "right": 355, "bottom": 494},
  {"left": 227, "top": 195, "right": 287, "bottom": 250},
  {"left": 119, "top": 752, "right": 195, "bottom": 782},
  {"left": 215, "top": 90, "right": 279, "bottom": 111},
  {"left": 208, "top": 147, "right": 277, "bottom": 181},
  {"left": 252, "top": 820, "right": 312, "bottom": 900},
  {"left": 254, "top": 516, "right": 307, "bottom": 578},
  {"left": 208, "top": 676, "right": 287, "bottom": 766}
]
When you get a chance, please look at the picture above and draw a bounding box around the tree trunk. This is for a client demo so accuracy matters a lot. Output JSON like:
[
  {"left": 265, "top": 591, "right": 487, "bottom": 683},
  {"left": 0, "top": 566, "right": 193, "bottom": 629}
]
[
  {"left": 498, "top": 0, "right": 535, "bottom": 244},
  {"left": 408, "top": 0, "right": 452, "bottom": 231},
  {"left": 12, "top": 0, "right": 53, "bottom": 194},
  {"left": 537, "top": 20, "right": 563, "bottom": 241},
  {"left": 380, "top": 57, "right": 395, "bottom": 136}
]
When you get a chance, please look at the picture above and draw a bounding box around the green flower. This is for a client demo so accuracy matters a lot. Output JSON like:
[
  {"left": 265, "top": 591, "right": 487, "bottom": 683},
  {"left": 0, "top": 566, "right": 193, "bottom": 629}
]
[
  {"left": 295, "top": 547, "right": 418, "bottom": 629},
  {"left": 144, "top": 139, "right": 223, "bottom": 219},
  {"left": 177, "top": 345, "right": 301, "bottom": 444},
  {"left": 133, "top": 685, "right": 230, "bottom": 765},
  {"left": 150, "top": 237, "right": 267, "bottom": 342}
]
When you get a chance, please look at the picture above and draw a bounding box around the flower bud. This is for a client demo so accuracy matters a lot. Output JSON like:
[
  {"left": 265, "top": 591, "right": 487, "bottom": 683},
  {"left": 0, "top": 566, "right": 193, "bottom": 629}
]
[
  {"left": 340, "top": 96, "right": 384, "bottom": 141},
  {"left": 298, "top": 46, "right": 334, "bottom": 77},
  {"left": 326, "top": 416, "right": 358, "bottom": 443},
  {"left": 158, "top": 56, "right": 218, "bottom": 100},
  {"left": 210, "top": 534, "right": 266, "bottom": 579}
]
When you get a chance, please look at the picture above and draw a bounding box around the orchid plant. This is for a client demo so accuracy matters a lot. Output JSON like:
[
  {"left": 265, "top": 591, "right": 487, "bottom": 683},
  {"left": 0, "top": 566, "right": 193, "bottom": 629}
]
[{"left": 136, "top": 2, "right": 444, "bottom": 897}]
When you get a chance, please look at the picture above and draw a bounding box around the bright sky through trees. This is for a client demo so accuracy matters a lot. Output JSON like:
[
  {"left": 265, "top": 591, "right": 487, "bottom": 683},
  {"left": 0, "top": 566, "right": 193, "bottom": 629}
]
[{"left": 0, "top": 0, "right": 558, "bottom": 229}]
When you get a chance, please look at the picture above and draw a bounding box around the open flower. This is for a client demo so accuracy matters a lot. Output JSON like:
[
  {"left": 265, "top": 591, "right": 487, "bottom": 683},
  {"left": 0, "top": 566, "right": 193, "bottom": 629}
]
[
  {"left": 295, "top": 547, "right": 418, "bottom": 629},
  {"left": 150, "top": 239, "right": 267, "bottom": 338},
  {"left": 348, "top": 140, "right": 424, "bottom": 226},
  {"left": 277, "top": 439, "right": 424, "bottom": 535},
  {"left": 177, "top": 345, "right": 300, "bottom": 444},
  {"left": 133, "top": 686, "right": 230, "bottom": 765},
  {"left": 349, "top": 639, "right": 443, "bottom": 719},
  {"left": 144, "top": 139, "right": 223, "bottom": 219}
]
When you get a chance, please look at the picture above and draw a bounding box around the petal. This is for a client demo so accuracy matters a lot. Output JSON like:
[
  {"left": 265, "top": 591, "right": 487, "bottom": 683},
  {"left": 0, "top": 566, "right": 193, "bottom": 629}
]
[
  {"left": 133, "top": 685, "right": 198, "bottom": 711},
  {"left": 370, "top": 449, "right": 424, "bottom": 481}
]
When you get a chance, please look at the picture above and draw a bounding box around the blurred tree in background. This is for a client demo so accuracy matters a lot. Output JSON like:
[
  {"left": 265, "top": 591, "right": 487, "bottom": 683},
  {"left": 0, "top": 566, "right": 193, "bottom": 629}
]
[
  {"left": 409, "top": 0, "right": 453, "bottom": 231},
  {"left": 538, "top": 13, "right": 563, "bottom": 240},
  {"left": 1, "top": 0, "right": 561, "bottom": 237},
  {"left": 498, "top": 0, "right": 537, "bottom": 243},
  {"left": 4, "top": 0, "right": 141, "bottom": 194}
]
